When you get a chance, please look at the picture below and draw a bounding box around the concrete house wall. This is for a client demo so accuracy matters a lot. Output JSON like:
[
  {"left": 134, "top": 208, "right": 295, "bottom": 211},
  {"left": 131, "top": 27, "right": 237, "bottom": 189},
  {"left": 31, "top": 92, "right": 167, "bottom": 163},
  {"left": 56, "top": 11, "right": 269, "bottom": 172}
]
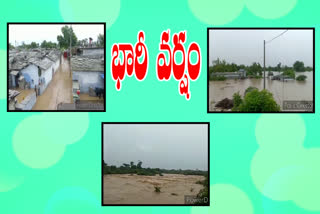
[
  {"left": 82, "top": 49, "right": 104, "bottom": 56},
  {"left": 42, "top": 66, "right": 53, "bottom": 89},
  {"left": 21, "top": 64, "right": 39, "bottom": 88},
  {"left": 72, "top": 71, "right": 104, "bottom": 93},
  {"left": 52, "top": 58, "right": 60, "bottom": 73}
]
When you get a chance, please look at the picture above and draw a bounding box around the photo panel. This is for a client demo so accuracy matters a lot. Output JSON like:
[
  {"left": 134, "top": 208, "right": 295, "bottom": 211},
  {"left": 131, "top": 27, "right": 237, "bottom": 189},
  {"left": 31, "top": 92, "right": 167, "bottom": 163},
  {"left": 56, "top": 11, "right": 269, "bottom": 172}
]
[
  {"left": 207, "top": 28, "right": 315, "bottom": 113},
  {"left": 7, "top": 22, "right": 106, "bottom": 112},
  {"left": 101, "top": 122, "right": 210, "bottom": 206}
]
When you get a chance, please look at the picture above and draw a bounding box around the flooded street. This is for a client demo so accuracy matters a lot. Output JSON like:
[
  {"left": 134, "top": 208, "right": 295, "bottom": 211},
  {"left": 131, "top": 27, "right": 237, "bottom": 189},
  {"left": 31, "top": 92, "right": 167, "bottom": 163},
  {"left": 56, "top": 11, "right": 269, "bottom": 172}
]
[
  {"left": 32, "top": 57, "right": 72, "bottom": 110},
  {"left": 209, "top": 72, "right": 313, "bottom": 111},
  {"left": 103, "top": 174, "right": 205, "bottom": 204}
]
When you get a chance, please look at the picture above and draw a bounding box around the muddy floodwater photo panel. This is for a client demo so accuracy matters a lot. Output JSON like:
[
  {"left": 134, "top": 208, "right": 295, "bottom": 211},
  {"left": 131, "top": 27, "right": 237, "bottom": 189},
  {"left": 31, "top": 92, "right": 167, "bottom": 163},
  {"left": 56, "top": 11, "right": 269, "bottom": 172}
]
[
  {"left": 7, "top": 22, "right": 106, "bottom": 112},
  {"left": 101, "top": 122, "right": 210, "bottom": 206},
  {"left": 207, "top": 28, "right": 315, "bottom": 113}
]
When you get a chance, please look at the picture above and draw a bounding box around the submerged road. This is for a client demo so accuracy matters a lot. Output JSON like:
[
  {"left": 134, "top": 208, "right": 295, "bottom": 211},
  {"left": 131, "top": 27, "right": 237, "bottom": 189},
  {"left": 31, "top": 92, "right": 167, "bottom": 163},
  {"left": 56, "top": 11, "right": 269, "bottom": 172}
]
[{"left": 32, "top": 57, "right": 72, "bottom": 110}]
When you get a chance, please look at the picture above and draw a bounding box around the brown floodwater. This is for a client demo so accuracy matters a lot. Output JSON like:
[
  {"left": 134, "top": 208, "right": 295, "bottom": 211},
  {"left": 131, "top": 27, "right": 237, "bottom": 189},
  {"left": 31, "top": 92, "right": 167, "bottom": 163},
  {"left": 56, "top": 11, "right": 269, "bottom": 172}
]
[
  {"left": 32, "top": 57, "right": 72, "bottom": 110},
  {"left": 103, "top": 174, "right": 205, "bottom": 204},
  {"left": 209, "top": 72, "right": 314, "bottom": 111}
]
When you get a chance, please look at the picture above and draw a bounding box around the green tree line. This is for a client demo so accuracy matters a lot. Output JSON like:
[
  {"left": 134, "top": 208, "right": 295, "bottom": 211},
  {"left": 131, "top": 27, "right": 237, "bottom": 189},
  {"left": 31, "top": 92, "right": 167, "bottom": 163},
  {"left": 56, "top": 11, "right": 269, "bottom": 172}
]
[
  {"left": 103, "top": 161, "right": 208, "bottom": 176},
  {"left": 209, "top": 59, "right": 313, "bottom": 81}
]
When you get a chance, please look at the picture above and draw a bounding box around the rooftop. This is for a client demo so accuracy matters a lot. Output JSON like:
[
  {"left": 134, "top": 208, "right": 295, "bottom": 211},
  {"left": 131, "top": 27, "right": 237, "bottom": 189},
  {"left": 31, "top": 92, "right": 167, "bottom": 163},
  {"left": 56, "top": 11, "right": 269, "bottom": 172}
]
[
  {"left": 71, "top": 56, "right": 104, "bottom": 72},
  {"left": 9, "top": 49, "right": 60, "bottom": 71}
]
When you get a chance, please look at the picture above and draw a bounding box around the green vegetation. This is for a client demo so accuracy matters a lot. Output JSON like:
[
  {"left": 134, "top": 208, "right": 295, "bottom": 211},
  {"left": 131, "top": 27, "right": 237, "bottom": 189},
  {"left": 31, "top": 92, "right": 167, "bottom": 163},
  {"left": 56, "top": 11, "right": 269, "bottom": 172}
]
[
  {"left": 247, "top": 62, "right": 262, "bottom": 77},
  {"left": 154, "top": 186, "right": 161, "bottom": 193},
  {"left": 103, "top": 161, "right": 207, "bottom": 176},
  {"left": 232, "top": 88, "right": 280, "bottom": 112},
  {"left": 293, "top": 61, "right": 305, "bottom": 72},
  {"left": 209, "top": 59, "right": 312, "bottom": 81},
  {"left": 97, "top": 33, "right": 104, "bottom": 47},
  {"left": 9, "top": 43, "right": 14, "bottom": 50},
  {"left": 17, "top": 41, "right": 40, "bottom": 49},
  {"left": 245, "top": 86, "right": 258, "bottom": 95},
  {"left": 296, "top": 74, "right": 307, "bottom": 81},
  {"left": 232, "top": 92, "right": 242, "bottom": 111},
  {"left": 41, "top": 40, "right": 57, "bottom": 49},
  {"left": 171, "top": 193, "right": 178, "bottom": 196},
  {"left": 282, "top": 69, "right": 295, "bottom": 79},
  {"left": 209, "top": 58, "right": 262, "bottom": 79},
  {"left": 57, "top": 25, "right": 78, "bottom": 49},
  {"left": 194, "top": 175, "right": 209, "bottom": 205}
]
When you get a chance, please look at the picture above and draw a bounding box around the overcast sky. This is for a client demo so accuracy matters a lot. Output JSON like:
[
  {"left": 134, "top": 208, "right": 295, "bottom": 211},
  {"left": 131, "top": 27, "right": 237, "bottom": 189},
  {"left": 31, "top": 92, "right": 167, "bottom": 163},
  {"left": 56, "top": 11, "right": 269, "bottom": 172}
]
[
  {"left": 209, "top": 29, "right": 313, "bottom": 67},
  {"left": 103, "top": 124, "right": 208, "bottom": 171},
  {"left": 9, "top": 24, "right": 104, "bottom": 46}
]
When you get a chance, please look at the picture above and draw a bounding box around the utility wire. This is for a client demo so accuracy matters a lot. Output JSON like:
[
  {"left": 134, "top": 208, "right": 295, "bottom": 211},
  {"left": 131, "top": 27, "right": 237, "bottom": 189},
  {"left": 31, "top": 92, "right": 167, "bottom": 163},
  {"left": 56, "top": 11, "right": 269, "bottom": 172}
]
[{"left": 266, "top": 30, "right": 289, "bottom": 44}]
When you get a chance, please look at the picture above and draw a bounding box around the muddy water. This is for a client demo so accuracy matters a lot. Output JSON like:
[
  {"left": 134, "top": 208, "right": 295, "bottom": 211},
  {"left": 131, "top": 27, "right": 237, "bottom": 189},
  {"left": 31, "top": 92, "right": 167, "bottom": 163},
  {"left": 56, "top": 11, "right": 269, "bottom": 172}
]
[
  {"left": 32, "top": 57, "right": 72, "bottom": 110},
  {"left": 103, "top": 174, "right": 205, "bottom": 204},
  {"left": 209, "top": 72, "right": 313, "bottom": 111}
]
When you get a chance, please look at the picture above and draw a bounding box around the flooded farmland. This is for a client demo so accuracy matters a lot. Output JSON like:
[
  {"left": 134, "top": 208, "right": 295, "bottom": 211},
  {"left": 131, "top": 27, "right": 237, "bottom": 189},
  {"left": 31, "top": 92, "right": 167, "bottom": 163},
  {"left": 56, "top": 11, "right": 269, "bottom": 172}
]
[
  {"left": 103, "top": 174, "right": 205, "bottom": 204},
  {"left": 209, "top": 71, "right": 314, "bottom": 111}
]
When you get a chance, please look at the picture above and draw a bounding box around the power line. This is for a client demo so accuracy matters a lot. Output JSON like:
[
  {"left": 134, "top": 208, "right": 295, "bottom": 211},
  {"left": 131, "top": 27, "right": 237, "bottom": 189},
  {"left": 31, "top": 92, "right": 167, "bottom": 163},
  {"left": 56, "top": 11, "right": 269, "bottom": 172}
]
[
  {"left": 266, "top": 30, "right": 289, "bottom": 44},
  {"left": 263, "top": 30, "right": 289, "bottom": 90}
]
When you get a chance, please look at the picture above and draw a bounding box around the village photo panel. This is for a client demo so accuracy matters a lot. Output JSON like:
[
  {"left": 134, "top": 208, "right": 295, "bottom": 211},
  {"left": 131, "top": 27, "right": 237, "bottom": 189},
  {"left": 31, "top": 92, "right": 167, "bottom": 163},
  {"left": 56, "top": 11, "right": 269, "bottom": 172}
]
[
  {"left": 207, "top": 28, "right": 315, "bottom": 113},
  {"left": 101, "top": 122, "right": 210, "bottom": 206},
  {"left": 7, "top": 22, "right": 106, "bottom": 112}
]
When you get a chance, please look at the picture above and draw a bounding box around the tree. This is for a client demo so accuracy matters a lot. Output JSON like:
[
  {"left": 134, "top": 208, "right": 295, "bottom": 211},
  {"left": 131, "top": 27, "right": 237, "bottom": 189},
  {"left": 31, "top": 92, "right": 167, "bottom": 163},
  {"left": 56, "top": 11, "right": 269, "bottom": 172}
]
[
  {"left": 130, "top": 161, "right": 136, "bottom": 169},
  {"left": 122, "top": 163, "right": 130, "bottom": 168},
  {"left": 9, "top": 43, "right": 14, "bottom": 50},
  {"left": 29, "top": 42, "right": 39, "bottom": 49},
  {"left": 41, "top": 40, "right": 57, "bottom": 49},
  {"left": 276, "top": 62, "right": 282, "bottom": 71},
  {"left": 20, "top": 41, "right": 26, "bottom": 49},
  {"left": 233, "top": 89, "right": 280, "bottom": 112},
  {"left": 57, "top": 26, "right": 77, "bottom": 49},
  {"left": 137, "top": 160, "right": 143, "bottom": 169},
  {"left": 296, "top": 75, "right": 307, "bottom": 81},
  {"left": 282, "top": 69, "right": 295, "bottom": 79},
  {"left": 247, "top": 62, "right": 262, "bottom": 77},
  {"left": 232, "top": 92, "right": 242, "bottom": 111},
  {"left": 293, "top": 61, "right": 305, "bottom": 72},
  {"left": 97, "top": 34, "right": 104, "bottom": 47}
]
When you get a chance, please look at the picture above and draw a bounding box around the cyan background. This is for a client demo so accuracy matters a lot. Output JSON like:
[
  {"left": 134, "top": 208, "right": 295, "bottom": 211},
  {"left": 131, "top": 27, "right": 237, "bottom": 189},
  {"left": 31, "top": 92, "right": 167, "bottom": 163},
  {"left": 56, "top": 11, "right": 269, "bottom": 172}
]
[{"left": 0, "top": 0, "right": 319, "bottom": 213}]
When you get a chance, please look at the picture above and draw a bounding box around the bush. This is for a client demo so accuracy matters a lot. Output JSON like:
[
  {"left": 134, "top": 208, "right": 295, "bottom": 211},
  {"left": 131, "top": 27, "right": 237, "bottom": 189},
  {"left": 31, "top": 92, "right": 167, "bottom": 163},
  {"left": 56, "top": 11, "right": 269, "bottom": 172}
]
[
  {"left": 233, "top": 89, "right": 280, "bottom": 112},
  {"left": 282, "top": 69, "right": 295, "bottom": 79},
  {"left": 232, "top": 92, "right": 242, "bottom": 111},
  {"left": 296, "top": 75, "right": 307, "bottom": 81},
  {"left": 244, "top": 87, "right": 258, "bottom": 95},
  {"left": 194, "top": 175, "right": 209, "bottom": 205},
  {"left": 154, "top": 186, "right": 161, "bottom": 193}
]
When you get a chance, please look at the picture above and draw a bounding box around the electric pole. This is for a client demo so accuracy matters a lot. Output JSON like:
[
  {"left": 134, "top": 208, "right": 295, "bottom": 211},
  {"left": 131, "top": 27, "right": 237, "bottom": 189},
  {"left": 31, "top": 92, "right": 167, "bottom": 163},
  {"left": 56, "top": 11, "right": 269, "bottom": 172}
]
[
  {"left": 263, "top": 40, "right": 266, "bottom": 90},
  {"left": 69, "top": 25, "right": 72, "bottom": 77}
]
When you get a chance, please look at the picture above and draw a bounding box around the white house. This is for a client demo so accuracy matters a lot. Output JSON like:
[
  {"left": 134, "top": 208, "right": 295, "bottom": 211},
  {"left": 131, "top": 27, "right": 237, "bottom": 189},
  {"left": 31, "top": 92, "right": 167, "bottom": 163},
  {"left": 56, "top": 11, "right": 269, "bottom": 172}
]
[
  {"left": 71, "top": 56, "right": 104, "bottom": 93},
  {"left": 9, "top": 49, "right": 61, "bottom": 95},
  {"left": 81, "top": 47, "right": 104, "bottom": 57}
]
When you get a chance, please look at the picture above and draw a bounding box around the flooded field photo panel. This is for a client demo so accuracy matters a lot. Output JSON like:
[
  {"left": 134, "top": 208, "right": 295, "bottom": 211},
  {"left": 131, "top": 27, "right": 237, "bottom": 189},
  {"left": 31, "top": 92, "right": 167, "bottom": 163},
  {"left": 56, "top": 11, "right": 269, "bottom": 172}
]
[
  {"left": 101, "top": 123, "right": 209, "bottom": 206},
  {"left": 7, "top": 23, "right": 105, "bottom": 111},
  {"left": 207, "top": 28, "right": 314, "bottom": 113}
]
